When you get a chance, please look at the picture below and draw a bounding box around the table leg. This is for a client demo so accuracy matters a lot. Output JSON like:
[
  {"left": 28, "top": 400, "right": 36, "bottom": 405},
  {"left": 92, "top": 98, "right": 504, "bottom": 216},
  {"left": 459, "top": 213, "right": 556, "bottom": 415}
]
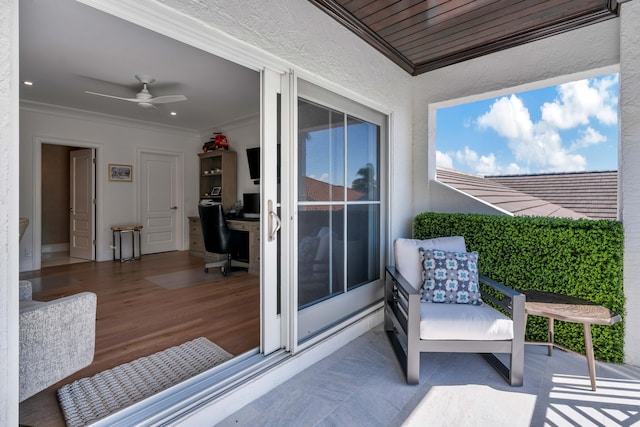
[
  {"left": 583, "top": 323, "right": 597, "bottom": 391},
  {"left": 547, "top": 317, "right": 554, "bottom": 356}
]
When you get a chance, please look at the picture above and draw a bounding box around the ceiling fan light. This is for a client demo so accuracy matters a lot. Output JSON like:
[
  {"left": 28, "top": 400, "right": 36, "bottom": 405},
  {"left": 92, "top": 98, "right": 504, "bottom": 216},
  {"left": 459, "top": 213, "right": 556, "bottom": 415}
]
[{"left": 138, "top": 102, "right": 154, "bottom": 109}]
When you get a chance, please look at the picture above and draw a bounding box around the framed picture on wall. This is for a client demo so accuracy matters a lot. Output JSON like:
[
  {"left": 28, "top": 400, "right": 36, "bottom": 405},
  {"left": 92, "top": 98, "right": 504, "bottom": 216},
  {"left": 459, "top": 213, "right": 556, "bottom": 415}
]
[{"left": 109, "top": 164, "right": 133, "bottom": 182}]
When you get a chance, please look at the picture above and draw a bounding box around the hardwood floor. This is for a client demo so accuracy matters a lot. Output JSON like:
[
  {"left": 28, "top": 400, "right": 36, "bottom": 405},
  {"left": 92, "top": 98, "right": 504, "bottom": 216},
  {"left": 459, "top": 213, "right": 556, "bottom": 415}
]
[{"left": 19, "top": 251, "right": 260, "bottom": 427}]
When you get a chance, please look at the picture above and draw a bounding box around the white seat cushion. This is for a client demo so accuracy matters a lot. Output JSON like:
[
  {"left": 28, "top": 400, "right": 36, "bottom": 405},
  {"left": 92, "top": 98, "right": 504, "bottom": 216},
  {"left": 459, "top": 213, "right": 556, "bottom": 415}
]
[
  {"left": 394, "top": 236, "right": 466, "bottom": 290},
  {"left": 419, "top": 302, "right": 514, "bottom": 341}
]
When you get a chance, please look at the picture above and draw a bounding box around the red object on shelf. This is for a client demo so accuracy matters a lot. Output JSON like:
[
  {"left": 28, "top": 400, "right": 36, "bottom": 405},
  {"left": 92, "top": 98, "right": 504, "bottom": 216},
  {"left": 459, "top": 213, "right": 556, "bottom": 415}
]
[{"left": 203, "top": 133, "right": 229, "bottom": 152}]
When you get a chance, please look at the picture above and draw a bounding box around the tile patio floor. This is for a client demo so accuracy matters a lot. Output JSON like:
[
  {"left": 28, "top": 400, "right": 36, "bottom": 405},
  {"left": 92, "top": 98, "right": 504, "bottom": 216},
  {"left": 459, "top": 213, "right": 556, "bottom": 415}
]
[{"left": 219, "top": 325, "right": 640, "bottom": 427}]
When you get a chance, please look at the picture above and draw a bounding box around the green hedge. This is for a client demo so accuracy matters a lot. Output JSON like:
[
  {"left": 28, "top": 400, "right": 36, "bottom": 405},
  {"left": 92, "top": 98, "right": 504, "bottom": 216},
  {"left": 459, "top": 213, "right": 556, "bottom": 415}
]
[{"left": 413, "top": 212, "right": 625, "bottom": 363}]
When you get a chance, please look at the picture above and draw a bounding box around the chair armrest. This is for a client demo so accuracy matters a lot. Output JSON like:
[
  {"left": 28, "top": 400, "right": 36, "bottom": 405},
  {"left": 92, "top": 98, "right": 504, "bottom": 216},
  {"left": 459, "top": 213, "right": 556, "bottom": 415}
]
[
  {"left": 478, "top": 274, "right": 525, "bottom": 312},
  {"left": 386, "top": 266, "right": 420, "bottom": 298},
  {"left": 385, "top": 266, "right": 421, "bottom": 339},
  {"left": 478, "top": 274, "right": 526, "bottom": 343},
  {"left": 19, "top": 292, "right": 97, "bottom": 402}
]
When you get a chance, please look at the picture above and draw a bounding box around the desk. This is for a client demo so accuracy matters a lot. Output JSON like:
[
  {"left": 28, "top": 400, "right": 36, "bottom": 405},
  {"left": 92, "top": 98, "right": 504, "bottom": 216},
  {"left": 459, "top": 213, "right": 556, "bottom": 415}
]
[
  {"left": 188, "top": 216, "right": 260, "bottom": 275},
  {"left": 523, "top": 290, "right": 621, "bottom": 391}
]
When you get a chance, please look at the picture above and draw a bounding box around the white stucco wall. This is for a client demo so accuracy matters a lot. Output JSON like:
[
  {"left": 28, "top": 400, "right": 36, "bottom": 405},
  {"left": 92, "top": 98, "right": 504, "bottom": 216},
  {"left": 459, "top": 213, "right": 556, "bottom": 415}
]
[
  {"left": 19, "top": 104, "right": 202, "bottom": 270},
  {"left": 413, "top": 19, "right": 620, "bottom": 215},
  {"left": 430, "top": 180, "right": 510, "bottom": 216},
  {"left": 0, "top": 0, "right": 19, "bottom": 423},
  {"left": 620, "top": 0, "right": 640, "bottom": 366}
]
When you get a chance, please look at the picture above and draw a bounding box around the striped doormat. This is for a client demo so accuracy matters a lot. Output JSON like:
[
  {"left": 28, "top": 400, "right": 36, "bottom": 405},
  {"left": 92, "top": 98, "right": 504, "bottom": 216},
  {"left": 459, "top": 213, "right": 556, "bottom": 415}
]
[{"left": 57, "top": 337, "right": 232, "bottom": 427}]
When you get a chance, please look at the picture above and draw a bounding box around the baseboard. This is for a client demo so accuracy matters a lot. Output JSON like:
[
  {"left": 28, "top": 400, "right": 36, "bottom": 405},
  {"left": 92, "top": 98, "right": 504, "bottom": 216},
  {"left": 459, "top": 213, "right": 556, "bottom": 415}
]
[{"left": 41, "top": 243, "right": 69, "bottom": 253}]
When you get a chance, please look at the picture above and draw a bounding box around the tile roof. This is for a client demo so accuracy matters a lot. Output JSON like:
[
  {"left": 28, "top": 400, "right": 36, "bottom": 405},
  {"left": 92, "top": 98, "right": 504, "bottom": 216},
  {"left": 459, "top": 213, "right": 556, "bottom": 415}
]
[
  {"left": 487, "top": 171, "right": 618, "bottom": 220},
  {"left": 436, "top": 168, "right": 589, "bottom": 219},
  {"left": 301, "top": 177, "right": 366, "bottom": 210}
]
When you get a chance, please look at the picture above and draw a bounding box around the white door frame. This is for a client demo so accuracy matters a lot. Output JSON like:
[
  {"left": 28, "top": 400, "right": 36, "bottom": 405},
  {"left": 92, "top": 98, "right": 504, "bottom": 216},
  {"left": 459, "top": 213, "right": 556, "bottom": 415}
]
[
  {"left": 136, "top": 147, "right": 184, "bottom": 254},
  {"left": 32, "top": 137, "right": 102, "bottom": 270},
  {"left": 261, "top": 67, "right": 286, "bottom": 354}
]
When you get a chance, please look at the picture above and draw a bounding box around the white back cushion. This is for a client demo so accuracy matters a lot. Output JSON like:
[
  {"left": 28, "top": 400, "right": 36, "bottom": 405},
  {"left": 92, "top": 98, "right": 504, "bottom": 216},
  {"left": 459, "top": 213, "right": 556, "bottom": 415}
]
[{"left": 394, "top": 236, "right": 466, "bottom": 290}]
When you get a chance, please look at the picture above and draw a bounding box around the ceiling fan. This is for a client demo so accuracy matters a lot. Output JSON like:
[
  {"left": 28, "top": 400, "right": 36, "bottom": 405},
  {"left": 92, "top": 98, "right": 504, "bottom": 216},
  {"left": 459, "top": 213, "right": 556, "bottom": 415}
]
[{"left": 85, "top": 74, "right": 187, "bottom": 108}]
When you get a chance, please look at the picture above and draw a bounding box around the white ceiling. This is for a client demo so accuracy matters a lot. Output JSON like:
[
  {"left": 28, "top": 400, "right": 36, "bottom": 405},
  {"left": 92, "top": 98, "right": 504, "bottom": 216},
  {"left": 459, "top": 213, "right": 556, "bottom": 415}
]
[{"left": 19, "top": 0, "right": 261, "bottom": 132}]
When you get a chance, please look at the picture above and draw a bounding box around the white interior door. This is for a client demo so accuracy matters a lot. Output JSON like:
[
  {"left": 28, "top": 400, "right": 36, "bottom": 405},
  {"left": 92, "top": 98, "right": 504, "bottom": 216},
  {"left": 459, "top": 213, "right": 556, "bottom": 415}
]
[
  {"left": 69, "top": 148, "right": 95, "bottom": 260},
  {"left": 139, "top": 151, "right": 180, "bottom": 254}
]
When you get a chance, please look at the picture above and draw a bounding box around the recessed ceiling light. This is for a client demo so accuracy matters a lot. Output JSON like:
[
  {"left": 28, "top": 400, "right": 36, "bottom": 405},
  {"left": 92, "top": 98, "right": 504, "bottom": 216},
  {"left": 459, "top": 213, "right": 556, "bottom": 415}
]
[
  {"left": 170, "top": 112, "right": 177, "bottom": 116},
  {"left": 23, "top": 81, "right": 34, "bottom": 86}
]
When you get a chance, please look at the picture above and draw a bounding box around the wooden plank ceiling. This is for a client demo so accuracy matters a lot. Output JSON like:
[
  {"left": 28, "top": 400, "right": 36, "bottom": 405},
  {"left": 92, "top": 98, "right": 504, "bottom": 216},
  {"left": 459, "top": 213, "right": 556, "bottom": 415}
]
[{"left": 308, "top": 0, "right": 621, "bottom": 75}]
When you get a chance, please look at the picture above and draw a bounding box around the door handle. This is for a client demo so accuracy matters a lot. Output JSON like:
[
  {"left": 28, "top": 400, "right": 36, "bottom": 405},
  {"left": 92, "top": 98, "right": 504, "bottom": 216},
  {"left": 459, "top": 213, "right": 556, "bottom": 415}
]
[
  {"left": 170, "top": 206, "right": 178, "bottom": 210},
  {"left": 268, "top": 199, "right": 281, "bottom": 242}
]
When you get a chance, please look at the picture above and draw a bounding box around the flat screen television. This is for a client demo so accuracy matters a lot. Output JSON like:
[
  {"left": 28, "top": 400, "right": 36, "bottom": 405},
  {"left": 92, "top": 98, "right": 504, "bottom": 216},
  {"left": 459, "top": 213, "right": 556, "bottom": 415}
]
[
  {"left": 246, "top": 146, "right": 281, "bottom": 184},
  {"left": 246, "top": 147, "right": 260, "bottom": 184}
]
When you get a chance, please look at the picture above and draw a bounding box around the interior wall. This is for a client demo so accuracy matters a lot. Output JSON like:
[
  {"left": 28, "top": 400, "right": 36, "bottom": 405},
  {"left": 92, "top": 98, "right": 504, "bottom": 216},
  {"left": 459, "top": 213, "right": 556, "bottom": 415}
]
[
  {"left": 41, "top": 144, "right": 72, "bottom": 248},
  {"left": 19, "top": 103, "right": 202, "bottom": 271}
]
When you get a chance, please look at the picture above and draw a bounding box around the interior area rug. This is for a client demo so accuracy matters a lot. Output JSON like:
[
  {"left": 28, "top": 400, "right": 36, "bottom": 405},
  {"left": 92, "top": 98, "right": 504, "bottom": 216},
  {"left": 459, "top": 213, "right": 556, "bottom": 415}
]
[
  {"left": 57, "top": 337, "right": 232, "bottom": 427},
  {"left": 144, "top": 267, "right": 223, "bottom": 290}
]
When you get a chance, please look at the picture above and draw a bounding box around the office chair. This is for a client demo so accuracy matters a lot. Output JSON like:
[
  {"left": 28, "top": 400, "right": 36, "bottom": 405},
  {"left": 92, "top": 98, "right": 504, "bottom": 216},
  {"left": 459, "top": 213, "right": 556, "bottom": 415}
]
[{"left": 198, "top": 203, "right": 240, "bottom": 276}]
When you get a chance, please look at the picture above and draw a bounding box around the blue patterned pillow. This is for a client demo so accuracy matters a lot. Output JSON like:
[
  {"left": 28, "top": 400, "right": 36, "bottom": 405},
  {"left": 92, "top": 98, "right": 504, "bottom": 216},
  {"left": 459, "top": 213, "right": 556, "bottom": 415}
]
[{"left": 419, "top": 248, "right": 482, "bottom": 305}]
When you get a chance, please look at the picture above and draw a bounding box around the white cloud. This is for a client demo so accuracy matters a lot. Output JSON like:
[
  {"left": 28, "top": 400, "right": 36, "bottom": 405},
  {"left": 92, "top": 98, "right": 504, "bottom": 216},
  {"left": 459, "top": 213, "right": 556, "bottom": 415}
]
[
  {"left": 436, "top": 150, "right": 453, "bottom": 168},
  {"left": 570, "top": 127, "right": 606, "bottom": 151},
  {"left": 540, "top": 77, "right": 618, "bottom": 129},
  {"left": 474, "top": 89, "right": 602, "bottom": 172},
  {"left": 477, "top": 95, "right": 533, "bottom": 140},
  {"left": 310, "top": 173, "right": 330, "bottom": 182},
  {"left": 454, "top": 146, "right": 529, "bottom": 176}
]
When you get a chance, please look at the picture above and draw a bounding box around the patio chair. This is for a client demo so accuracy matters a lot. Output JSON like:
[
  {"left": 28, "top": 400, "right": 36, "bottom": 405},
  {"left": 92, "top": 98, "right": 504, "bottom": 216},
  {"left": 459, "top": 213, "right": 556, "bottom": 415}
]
[{"left": 385, "top": 236, "right": 525, "bottom": 386}]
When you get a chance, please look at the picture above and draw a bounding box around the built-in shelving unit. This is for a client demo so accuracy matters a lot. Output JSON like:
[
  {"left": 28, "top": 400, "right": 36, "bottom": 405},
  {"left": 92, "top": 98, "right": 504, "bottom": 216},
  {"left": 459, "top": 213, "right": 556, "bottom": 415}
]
[{"left": 198, "top": 150, "right": 237, "bottom": 211}]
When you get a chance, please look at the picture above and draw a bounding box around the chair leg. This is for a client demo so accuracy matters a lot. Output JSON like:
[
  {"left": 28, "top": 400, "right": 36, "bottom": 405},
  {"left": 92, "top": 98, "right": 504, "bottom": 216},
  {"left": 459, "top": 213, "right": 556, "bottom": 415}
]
[
  {"left": 406, "top": 343, "right": 420, "bottom": 385},
  {"left": 509, "top": 347, "right": 524, "bottom": 387}
]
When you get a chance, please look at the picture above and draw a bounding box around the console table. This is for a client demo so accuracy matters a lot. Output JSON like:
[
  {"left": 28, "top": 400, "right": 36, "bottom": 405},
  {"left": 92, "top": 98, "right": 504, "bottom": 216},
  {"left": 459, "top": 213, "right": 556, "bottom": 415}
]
[
  {"left": 111, "top": 225, "right": 143, "bottom": 263},
  {"left": 523, "top": 290, "right": 621, "bottom": 391},
  {"left": 188, "top": 216, "right": 259, "bottom": 275}
]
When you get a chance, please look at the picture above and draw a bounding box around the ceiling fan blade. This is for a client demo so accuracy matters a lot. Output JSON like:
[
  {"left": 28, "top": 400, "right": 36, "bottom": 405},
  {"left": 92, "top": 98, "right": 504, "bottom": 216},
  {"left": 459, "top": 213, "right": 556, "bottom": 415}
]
[
  {"left": 148, "top": 94, "right": 187, "bottom": 105},
  {"left": 85, "top": 91, "right": 139, "bottom": 102}
]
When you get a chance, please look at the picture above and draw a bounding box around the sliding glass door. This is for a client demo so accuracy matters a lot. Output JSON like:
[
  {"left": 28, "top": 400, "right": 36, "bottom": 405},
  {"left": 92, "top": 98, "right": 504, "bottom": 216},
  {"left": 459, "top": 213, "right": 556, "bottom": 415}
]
[{"left": 296, "top": 80, "right": 386, "bottom": 343}]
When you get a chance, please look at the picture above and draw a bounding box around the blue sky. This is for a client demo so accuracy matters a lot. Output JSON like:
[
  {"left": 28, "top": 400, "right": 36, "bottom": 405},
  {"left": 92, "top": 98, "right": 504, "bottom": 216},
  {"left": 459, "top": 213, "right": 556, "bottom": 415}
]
[{"left": 436, "top": 74, "right": 619, "bottom": 176}]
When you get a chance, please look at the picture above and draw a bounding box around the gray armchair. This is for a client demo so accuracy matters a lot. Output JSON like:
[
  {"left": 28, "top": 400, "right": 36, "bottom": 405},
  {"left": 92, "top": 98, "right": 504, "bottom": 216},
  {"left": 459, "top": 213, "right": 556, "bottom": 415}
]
[
  {"left": 385, "top": 237, "right": 525, "bottom": 386},
  {"left": 19, "top": 280, "right": 97, "bottom": 402}
]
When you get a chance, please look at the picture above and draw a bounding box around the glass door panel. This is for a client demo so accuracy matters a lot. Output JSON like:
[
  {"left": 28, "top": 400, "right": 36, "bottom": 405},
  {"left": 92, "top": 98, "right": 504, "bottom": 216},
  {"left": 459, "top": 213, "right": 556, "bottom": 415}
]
[
  {"left": 298, "top": 205, "right": 345, "bottom": 309},
  {"left": 296, "top": 80, "right": 386, "bottom": 343}
]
